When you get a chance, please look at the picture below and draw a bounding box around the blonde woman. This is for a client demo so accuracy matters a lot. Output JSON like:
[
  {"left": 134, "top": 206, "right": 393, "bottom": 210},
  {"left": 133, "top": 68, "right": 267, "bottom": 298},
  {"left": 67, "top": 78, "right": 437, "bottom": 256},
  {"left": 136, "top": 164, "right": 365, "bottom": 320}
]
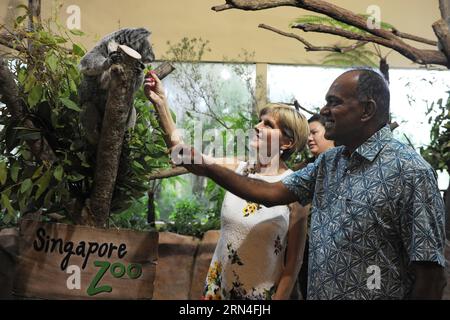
[{"left": 145, "top": 72, "right": 310, "bottom": 300}]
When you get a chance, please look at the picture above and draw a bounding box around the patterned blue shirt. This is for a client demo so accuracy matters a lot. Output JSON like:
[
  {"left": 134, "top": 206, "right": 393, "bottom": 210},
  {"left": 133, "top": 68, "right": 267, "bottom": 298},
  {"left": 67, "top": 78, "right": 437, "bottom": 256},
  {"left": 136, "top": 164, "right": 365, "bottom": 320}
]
[{"left": 282, "top": 125, "right": 446, "bottom": 300}]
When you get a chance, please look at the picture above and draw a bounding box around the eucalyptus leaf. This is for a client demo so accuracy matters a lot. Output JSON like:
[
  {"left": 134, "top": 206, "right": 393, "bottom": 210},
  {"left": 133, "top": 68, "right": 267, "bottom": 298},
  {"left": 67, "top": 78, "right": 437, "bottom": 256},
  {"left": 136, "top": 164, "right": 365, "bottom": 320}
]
[
  {"left": 0, "top": 161, "right": 7, "bottom": 185},
  {"left": 20, "top": 178, "right": 33, "bottom": 194},
  {"left": 11, "top": 162, "right": 20, "bottom": 183},
  {"left": 28, "top": 84, "right": 43, "bottom": 108},
  {"left": 72, "top": 44, "right": 85, "bottom": 57},
  {"left": 53, "top": 165, "right": 64, "bottom": 181},
  {"left": 60, "top": 97, "right": 81, "bottom": 112},
  {"left": 69, "top": 29, "right": 85, "bottom": 36},
  {"left": 46, "top": 52, "right": 59, "bottom": 72},
  {"left": 35, "top": 170, "right": 52, "bottom": 200}
]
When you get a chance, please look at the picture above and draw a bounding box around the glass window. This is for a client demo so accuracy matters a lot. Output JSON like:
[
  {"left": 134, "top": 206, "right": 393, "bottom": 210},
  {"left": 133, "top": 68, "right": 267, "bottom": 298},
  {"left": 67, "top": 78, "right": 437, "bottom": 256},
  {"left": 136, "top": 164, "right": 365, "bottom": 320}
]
[{"left": 267, "top": 64, "right": 450, "bottom": 190}]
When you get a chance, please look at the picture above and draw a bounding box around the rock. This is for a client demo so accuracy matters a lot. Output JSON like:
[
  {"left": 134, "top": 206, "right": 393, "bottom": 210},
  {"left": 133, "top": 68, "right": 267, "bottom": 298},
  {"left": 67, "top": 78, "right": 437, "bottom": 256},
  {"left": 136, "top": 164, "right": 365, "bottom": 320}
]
[{"left": 153, "top": 232, "right": 199, "bottom": 300}]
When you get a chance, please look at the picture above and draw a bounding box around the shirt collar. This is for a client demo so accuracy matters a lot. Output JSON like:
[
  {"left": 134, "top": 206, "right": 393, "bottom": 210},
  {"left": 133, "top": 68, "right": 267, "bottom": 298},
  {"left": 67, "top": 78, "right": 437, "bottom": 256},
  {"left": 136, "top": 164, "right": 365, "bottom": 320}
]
[{"left": 348, "top": 125, "right": 392, "bottom": 162}]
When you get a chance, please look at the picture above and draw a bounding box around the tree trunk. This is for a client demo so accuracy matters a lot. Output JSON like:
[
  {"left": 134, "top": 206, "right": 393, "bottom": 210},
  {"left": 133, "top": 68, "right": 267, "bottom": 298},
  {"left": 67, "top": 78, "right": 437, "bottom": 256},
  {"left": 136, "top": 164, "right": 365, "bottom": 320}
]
[
  {"left": 88, "top": 47, "right": 142, "bottom": 227},
  {"left": 87, "top": 61, "right": 175, "bottom": 227}
]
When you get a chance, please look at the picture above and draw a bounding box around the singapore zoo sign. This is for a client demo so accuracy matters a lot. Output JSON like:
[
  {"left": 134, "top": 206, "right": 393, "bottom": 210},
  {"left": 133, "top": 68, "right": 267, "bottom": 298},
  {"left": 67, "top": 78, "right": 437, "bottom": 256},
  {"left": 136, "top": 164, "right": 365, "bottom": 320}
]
[{"left": 13, "top": 219, "right": 158, "bottom": 299}]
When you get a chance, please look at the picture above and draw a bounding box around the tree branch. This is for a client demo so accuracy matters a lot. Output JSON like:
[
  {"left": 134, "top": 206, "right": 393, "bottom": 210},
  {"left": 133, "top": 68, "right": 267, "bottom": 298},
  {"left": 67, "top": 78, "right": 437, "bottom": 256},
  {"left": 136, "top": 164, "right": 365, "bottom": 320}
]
[
  {"left": 439, "top": 0, "right": 450, "bottom": 26},
  {"left": 293, "top": 23, "right": 448, "bottom": 66},
  {"left": 28, "top": 0, "right": 41, "bottom": 32},
  {"left": 391, "top": 29, "right": 438, "bottom": 46},
  {"left": 212, "top": 0, "right": 393, "bottom": 39},
  {"left": 148, "top": 166, "right": 189, "bottom": 181},
  {"left": 433, "top": 19, "right": 450, "bottom": 64},
  {"left": 0, "top": 32, "right": 27, "bottom": 53},
  {"left": 212, "top": 0, "right": 298, "bottom": 12},
  {"left": 213, "top": 0, "right": 449, "bottom": 67},
  {"left": 259, "top": 23, "right": 367, "bottom": 52}
]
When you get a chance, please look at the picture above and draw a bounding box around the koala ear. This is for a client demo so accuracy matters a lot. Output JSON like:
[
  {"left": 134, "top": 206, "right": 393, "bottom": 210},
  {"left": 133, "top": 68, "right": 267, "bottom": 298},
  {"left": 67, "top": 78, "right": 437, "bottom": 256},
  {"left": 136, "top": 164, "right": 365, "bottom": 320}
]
[
  {"left": 136, "top": 28, "right": 151, "bottom": 37},
  {"left": 107, "top": 40, "right": 119, "bottom": 53}
]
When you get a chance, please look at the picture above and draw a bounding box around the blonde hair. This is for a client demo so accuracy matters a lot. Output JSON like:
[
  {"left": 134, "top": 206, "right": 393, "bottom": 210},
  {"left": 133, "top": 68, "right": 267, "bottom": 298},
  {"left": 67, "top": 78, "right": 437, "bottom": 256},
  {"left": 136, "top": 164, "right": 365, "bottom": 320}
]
[{"left": 259, "top": 103, "right": 309, "bottom": 161}]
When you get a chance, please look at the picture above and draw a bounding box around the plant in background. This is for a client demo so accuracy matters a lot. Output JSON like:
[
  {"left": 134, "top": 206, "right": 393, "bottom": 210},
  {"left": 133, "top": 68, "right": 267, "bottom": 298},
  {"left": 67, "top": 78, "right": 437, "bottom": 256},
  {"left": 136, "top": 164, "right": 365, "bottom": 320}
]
[
  {"left": 421, "top": 95, "right": 450, "bottom": 173},
  {"left": 165, "top": 197, "right": 220, "bottom": 238}
]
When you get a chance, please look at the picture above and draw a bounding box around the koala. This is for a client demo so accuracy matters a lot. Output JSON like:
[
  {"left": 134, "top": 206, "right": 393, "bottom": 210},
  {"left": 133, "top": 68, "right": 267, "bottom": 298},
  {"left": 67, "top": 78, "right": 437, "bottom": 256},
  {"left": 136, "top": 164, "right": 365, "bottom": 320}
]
[{"left": 78, "top": 28, "right": 155, "bottom": 145}]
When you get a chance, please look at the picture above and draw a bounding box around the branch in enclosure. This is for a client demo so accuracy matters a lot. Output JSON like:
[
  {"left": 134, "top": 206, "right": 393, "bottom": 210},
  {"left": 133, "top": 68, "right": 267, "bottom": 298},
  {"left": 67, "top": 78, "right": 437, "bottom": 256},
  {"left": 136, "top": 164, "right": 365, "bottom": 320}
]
[
  {"left": 293, "top": 23, "right": 448, "bottom": 66},
  {"left": 433, "top": 20, "right": 450, "bottom": 65},
  {"left": 391, "top": 29, "right": 438, "bottom": 46},
  {"left": 148, "top": 166, "right": 189, "bottom": 181},
  {"left": 0, "top": 32, "right": 27, "bottom": 53},
  {"left": 213, "top": 0, "right": 449, "bottom": 67},
  {"left": 293, "top": 100, "right": 315, "bottom": 115},
  {"left": 154, "top": 61, "right": 175, "bottom": 80},
  {"left": 259, "top": 23, "right": 367, "bottom": 52},
  {"left": 439, "top": 0, "right": 450, "bottom": 25}
]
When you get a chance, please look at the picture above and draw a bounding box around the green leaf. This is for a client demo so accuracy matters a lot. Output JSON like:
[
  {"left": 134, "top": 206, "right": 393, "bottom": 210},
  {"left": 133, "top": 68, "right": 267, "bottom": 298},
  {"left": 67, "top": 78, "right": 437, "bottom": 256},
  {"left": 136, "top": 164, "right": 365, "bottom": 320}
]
[
  {"left": 28, "top": 84, "right": 43, "bottom": 108},
  {"left": 69, "top": 29, "right": 85, "bottom": 36},
  {"left": 67, "top": 173, "right": 85, "bottom": 182},
  {"left": 72, "top": 44, "right": 85, "bottom": 57},
  {"left": 20, "top": 178, "right": 33, "bottom": 194},
  {"left": 32, "top": 165, "right": 44, "bottom": 179},
  {"left": 17, "top": 68, "right": 27, "bottom": 85},
  {"left": 46, "top": 52, "right": 59, "bottom": 72},
  {"left": 0, "top": 161, "right": 7, "bottom": 185},
  {"left": 53, "top": 36, "right": 67, "bottom": 44},
  {"left": 60, "top": 97, "right": 81, "bottom": 112},
  {"left": 1, "top": 193, "right": 15, "bottom": 222},
  {"left": 132, "top": 161, "right": 145, "bottom": 170},
  {"left": 44, "top": 189, "right": 55, "bottom": 207},
  {"left": 35, "top": 170, "right": 52, "bottom": 200},
  {"left": 53, "top": 165, "right": 64, "bottom": 181},
  {"left": 11, "top": 162, "right": 19, "bottom": 183},
  {"left": 38, "top": 31, "right": 58, "bottom": 45},
  {"left": 23, "top": 74, "right": 36, "bottom": 93}
]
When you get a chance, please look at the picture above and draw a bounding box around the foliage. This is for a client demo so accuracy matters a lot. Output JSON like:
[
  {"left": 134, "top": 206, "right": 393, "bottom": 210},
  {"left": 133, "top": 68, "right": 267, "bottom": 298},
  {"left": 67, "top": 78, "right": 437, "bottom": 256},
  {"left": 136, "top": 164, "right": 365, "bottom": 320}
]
[
  {"left": 420, "top": 94, "right": 450, "bottom": 173},
  {"left": 322, "top": 46, "right": 378, "bottom": 68},
  {"left": 292, "top": 14, "right": 395, "bottom": 34},
  {"left": 292, "top": 15, "right": 392, "bottom": 68},
  {"left": 0, "top": 8, "right": 86, "bottom": 226},
  {"left": 0, "top": 5, "right": 168, "bottom": 227},
  {"left": 164, "top": 196, "right": 220, "bottom": 238}
]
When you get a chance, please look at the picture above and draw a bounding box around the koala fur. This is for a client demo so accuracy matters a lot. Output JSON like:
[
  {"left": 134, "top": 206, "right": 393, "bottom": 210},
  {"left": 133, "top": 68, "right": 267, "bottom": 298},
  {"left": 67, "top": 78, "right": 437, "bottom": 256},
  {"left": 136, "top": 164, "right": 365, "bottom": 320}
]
[{"left": 78, "top": 28, "right": 155, "bottom": 145}]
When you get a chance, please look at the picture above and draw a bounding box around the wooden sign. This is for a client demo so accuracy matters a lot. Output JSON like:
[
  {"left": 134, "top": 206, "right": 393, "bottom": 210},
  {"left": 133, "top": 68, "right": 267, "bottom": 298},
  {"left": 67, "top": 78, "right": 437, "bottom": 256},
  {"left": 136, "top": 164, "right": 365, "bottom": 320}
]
[{"left": 13, "top": 219, "right": 158, "bottom": 299}]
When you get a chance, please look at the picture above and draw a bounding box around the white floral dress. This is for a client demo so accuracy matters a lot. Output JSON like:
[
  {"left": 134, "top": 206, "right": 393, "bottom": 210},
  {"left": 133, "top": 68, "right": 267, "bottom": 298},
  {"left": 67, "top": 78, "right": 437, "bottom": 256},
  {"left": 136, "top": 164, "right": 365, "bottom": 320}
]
[{"left": 203, "top": 162, "right": 293, "bottom": 300}]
